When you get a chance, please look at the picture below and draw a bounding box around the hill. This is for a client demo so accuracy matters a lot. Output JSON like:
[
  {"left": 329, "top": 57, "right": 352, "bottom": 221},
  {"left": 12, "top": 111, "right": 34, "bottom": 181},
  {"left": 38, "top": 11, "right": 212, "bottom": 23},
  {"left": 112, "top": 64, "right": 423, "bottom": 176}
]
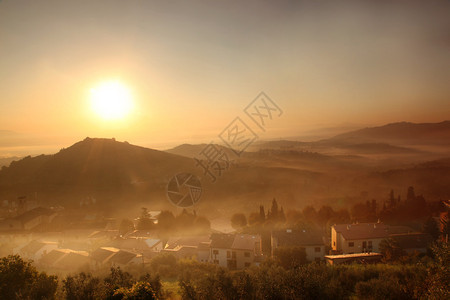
[
  {"left": 0, "top": 121, "right": 449, "bottom": 214},
  {"left": 0, "top": 156, "right": 21, "bottom": 167},
  {"left": 248, "top": 121, "right": 450, "bottom": 161},
  {"left": 0, "top": 138, "right": 197, "bottom": 205}
]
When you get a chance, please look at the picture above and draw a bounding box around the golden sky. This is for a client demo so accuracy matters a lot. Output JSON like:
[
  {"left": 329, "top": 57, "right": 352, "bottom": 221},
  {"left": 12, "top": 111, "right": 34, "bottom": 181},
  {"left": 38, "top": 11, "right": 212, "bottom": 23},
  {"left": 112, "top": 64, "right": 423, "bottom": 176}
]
[{"left": 0, "top": 0, "right": 449, "bottom": 156}]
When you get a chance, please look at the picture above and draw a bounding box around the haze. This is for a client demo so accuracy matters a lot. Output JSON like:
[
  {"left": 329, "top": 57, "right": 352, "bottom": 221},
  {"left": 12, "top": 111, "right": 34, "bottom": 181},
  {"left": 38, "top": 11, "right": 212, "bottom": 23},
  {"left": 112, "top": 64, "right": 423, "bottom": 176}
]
[{"left": 1, "top": 0, "right": 449, "bottom": 156}]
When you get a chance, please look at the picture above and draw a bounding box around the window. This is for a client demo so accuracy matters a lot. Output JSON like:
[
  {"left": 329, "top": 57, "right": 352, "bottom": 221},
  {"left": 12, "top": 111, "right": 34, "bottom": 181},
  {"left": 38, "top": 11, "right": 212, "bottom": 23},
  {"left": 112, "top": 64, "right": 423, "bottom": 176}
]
[
  {"left": 227, "top": 251, "right": 231, "bottom": 258},
  {"left": 362, "top": 241, "right": 367, "bottom": 249},
  {"left": 348, "top": 242, "right": 354, "bottom": 247},
  {"left": 244, "top": 262, "right": 251, "bottom": 267},
  {"left": 244, "top": 252, "right": 250, "bottom": 257},
  {"left": 368, "top": 241, "right": 373, "bottom": 248},
  {"left": 232, "top": 251, "right": 236, "bottom": 259},
  {"left": 314, "top": 247, "right": 321, "bottom": 252},
  {"left": 333, "top": 241, "right": 335, "bottom": 246},
  {"left": 213, "top": 250, "right": 218, "bottom": 255}
]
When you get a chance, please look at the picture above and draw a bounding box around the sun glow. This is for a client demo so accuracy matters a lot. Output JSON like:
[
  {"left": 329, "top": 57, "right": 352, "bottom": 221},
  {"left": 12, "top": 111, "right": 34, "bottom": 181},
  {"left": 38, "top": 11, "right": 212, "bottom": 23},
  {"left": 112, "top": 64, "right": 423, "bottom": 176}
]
[{"left": 90, "top": 81, "right": 133, "bottom": 120}]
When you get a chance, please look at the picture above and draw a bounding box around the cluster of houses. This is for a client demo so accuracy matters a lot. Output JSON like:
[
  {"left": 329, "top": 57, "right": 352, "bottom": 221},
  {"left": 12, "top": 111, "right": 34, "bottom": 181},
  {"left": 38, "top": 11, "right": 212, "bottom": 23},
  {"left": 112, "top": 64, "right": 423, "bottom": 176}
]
[{"left": 0, "top": 205, "right": 438, "bottom": 271}]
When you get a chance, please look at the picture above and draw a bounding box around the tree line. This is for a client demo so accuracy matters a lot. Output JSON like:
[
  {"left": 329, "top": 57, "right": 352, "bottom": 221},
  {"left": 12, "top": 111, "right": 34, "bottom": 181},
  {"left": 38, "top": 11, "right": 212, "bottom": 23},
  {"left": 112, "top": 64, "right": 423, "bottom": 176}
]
[{"left": 1, "top": 241, "right": 448, "bottom": 299}]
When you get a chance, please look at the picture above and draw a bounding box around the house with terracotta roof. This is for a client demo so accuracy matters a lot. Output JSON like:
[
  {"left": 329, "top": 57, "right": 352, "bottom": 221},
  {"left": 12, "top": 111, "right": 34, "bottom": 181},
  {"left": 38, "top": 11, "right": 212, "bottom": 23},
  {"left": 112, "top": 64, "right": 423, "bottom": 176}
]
[
  {"left": 210, "top": 233, "right": 261, "bottom": 269},
  {"left": 331, "top": 222, "right": 389, "bottom": 254},
  {"left": 271, "top": 229, "right": 326, "bottom": 262},
  {"left": 19, "top": 240, "right": 58, "bottom": 261}
]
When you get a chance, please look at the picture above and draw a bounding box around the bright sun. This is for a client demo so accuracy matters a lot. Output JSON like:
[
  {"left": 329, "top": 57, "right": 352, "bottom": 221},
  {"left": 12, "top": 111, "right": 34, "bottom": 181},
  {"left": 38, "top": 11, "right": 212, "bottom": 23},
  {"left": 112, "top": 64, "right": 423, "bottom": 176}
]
[{"left": 90, "top": 81, "right": 133, "bottom": 120}]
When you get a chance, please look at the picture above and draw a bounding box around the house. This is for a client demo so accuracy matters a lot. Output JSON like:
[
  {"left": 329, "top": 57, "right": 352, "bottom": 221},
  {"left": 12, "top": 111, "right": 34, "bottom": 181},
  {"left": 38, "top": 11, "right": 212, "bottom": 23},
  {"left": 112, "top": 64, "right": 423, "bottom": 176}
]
[
  {"left": 271, "top": 229, "right": 325, "bottom": 262},
  {"left": 163, "top": 235, "right": 211, "bottom": 260},
  {"left": 90, "top": 247, "right": 120, "bottom": 267},
  {"left": 106, "top": 237, "right": 163, "bottom": 253},
  {"left": 40, "top": 249, "right": 68, "bottom": 267},
  {"left": 19, "top": 240, "right": 59, "bottom": 261},
  {"left": 197, "top": 241, "right": 211, "bottom": 263},
  {"left": 123, "top": 229, "right": 159, "bottom": 239},
  {"left": 331, "top": 222, "right": 389, "bottom": 254},
  {"left": 210, "top": 233, "right": 261, "bottom": 270},
  {"left": 108, "top": 249, "right": 142, "bottom": 267},
  {"left": 54, "top": 250, "right": 90, "bottom": 269},
  {"left": 162, "top": 245, "right": 197, "bottom": 258},
  {"left": 324, "top": 253, "right": 383, "bottom": 265},
  {"left": 40, "top": 248, "right": 89, "bottom": 270},
  {"left": 90, "top": 246, "right": 142, "bottom": 267},
  {"left": 0, "top": 207, "right": 57, "bottom": 231}
]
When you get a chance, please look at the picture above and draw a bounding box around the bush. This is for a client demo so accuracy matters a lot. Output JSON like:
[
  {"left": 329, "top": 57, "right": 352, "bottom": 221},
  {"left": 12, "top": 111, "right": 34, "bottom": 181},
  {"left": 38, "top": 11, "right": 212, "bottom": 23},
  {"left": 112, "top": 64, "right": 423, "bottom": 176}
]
[
  {"left": 0, "top": 255, "right": 57, "bottom": 299},
  {"left": 114, "top": 281, "right": 157, "bottom": 300},
  {"left": 63, "top": 272, "right": 105, "bottom": 300}
]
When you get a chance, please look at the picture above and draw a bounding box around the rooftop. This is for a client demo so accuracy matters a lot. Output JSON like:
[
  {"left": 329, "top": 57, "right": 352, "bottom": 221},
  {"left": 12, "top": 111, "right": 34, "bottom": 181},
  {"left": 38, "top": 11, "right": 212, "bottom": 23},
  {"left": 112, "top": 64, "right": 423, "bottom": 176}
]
[
  {"left": 211, "top": 233, "right": 260, "bottom": 250},
  {"left": 165, "top": 235, "right": 210, "bottom": 249},
  {"left": 91, "top": 247, "right": 119, "bottom": 263},
  {"left": 108, "top": 249, "right": 141, "bottom": 265},
  {"left": 21, "top": 240, "right": 57, "bottom": 254},
  {"left": 13, "top": 207, "right": 56, "bottom": 224},
  {"left": 272, "top": 229, "right": 324, "bottom": 246},
  {"left": 333, "top": 223, "right": 389, "bottom": 240}
]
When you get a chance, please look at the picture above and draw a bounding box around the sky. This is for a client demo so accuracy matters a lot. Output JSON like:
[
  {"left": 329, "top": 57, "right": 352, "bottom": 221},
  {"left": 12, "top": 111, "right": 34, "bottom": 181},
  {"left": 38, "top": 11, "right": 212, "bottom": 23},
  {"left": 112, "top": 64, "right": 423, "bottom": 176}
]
[{"left": 0, "top": 0, "right": 449, "bottom": 156}]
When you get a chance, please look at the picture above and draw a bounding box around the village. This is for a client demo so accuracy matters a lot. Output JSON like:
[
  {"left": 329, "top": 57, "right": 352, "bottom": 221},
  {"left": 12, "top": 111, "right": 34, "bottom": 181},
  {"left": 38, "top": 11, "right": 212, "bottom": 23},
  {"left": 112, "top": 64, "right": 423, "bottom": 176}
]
[{"left": 0, "top": 191, "right": 448, "bottom": 273}]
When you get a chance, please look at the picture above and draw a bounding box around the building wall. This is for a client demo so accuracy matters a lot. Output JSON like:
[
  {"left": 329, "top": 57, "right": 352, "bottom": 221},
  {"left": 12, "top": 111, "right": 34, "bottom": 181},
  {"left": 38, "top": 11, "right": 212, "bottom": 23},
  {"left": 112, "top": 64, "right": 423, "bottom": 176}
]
[
  {"left": 234, "top": 249, "right": 254, "bottom": 269},
  {"left": 331, "top": 228, "right": 339, "bottom": 251},
  {"left": 211, "top": 248, "right": 228, "bottom": 268},
  {"left": 304, "top": 245, "right": 325, "bottom": 262},
  {"left": 211, "top": 247, "right": 256, "bottom": 269},
  {"left": 339, "top": 237, "right": 384, "bottom": 254},
  {"left": 196, "top": 249, "right": 210, "bottom": 263}
]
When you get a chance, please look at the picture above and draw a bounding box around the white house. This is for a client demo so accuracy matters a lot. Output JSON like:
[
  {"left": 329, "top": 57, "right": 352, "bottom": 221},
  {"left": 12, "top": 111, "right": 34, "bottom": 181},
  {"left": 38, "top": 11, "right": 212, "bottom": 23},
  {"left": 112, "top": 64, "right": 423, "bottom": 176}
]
[
  {"left": 210, "top": 233, "right": 261, "bottom": 269},
  {"left": 331, "top": 222, "right": 389, "bottom": 254}
]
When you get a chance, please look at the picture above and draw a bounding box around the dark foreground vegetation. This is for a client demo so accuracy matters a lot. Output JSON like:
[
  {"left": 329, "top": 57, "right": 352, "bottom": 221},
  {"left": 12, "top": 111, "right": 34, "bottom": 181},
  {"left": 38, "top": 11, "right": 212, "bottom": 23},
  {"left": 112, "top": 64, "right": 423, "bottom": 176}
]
[{"left": 0, "top": 242, "right": 448, "bottom": 300}]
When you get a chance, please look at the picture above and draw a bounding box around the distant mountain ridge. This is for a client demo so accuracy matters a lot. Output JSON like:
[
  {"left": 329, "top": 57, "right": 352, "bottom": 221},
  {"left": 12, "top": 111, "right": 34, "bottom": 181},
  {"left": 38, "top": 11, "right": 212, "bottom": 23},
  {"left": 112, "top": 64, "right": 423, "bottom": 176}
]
[
  {"left": 0, "top": 121, "right": 449, "bottom": 211},
  {"left": 327, "top": 121, "right": 450, "bottom": 145},
  {"left": 248, "top": 121, "right": 450, "bottom": 157}
]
